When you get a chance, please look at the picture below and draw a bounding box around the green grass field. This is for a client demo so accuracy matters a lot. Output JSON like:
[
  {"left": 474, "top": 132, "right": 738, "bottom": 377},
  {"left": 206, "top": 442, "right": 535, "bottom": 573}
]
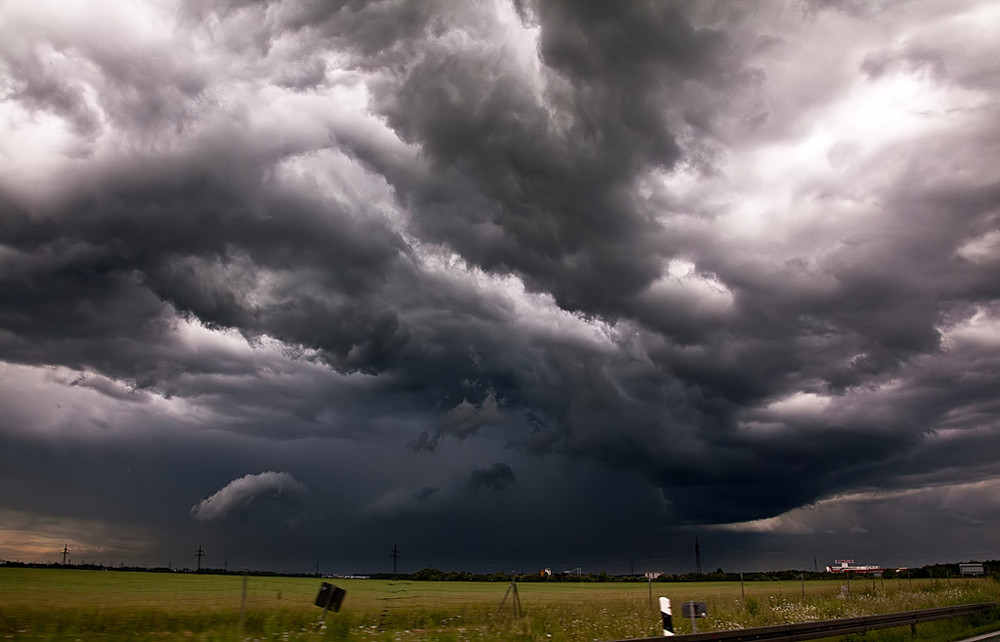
[{"left": 1, "top": 568, "right": 998, "bottom": 641}]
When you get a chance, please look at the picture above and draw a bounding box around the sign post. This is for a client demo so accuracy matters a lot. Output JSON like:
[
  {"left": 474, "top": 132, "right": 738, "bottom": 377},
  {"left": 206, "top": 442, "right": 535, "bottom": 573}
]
[
  {"left": 646, "top": 572, "right": 659, "bottom": 608},
  {"left": 314, "top": 582, "right": 346, "bottom": 625}
]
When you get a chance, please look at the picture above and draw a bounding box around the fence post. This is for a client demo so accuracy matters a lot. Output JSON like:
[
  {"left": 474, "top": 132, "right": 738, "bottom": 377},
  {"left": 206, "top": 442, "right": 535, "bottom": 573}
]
[{"left": 239, "top": 572, "right": 248, "bottom": 631}]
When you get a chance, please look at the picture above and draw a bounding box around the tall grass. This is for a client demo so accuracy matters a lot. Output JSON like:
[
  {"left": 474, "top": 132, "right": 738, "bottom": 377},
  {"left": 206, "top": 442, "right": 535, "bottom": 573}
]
[
  {"left": 695, "top": 579, "right": 1000, "bottom": 633},
  {"left": 1, "top": 568, "right": 997, "bottom": 641}
]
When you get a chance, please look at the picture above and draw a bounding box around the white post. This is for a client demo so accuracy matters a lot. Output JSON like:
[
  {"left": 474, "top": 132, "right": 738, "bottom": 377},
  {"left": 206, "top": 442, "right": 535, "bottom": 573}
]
[{"left": 659, "top": 597, "right": 674, "bottom": 636}]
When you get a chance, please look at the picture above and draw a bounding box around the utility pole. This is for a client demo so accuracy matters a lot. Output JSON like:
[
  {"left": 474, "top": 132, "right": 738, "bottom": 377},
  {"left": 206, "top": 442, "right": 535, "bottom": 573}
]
[
  {"left": 62, "top": 545, "right": 69, "bottom": 566},
  {"left": 695, "top": 537, "right": 702, "bottom": 574},
  {"left": 391, "top": 544, "right": 400, "bottom": 577},
  {"left": 195, "top": 545, "right": 205, "bottom": 571}
]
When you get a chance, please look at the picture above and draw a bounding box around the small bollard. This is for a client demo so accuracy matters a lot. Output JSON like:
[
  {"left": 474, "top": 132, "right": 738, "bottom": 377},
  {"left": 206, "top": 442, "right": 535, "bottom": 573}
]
[{"left": 659, "top": 597, "right": 674, "bottom": 636}]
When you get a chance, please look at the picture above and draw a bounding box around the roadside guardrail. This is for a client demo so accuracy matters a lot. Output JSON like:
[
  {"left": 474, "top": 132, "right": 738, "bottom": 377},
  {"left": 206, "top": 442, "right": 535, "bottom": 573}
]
[{"left": 604, "top": 601, "right": 1000, "bottom": 642}]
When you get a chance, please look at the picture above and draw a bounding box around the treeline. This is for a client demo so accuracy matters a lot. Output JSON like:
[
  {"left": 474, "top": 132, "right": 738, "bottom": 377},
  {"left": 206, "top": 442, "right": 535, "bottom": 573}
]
[
  {"left": 0, "top": 560, "right": 308, "bottom": 577},
  {"left": 886, "top": 563, "right": 997, "bottom": 580},
  {"left": 380, "top": 562, "right": 1000, "bottom": 583},
  {"left": 4, "top": 559, "right": 997, "bottom": 581}
]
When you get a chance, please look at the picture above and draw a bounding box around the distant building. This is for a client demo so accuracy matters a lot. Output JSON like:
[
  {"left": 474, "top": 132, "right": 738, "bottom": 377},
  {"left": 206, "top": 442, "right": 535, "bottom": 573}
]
[{"left": 825, "top": 559, "right": 885, "bottom": 574}]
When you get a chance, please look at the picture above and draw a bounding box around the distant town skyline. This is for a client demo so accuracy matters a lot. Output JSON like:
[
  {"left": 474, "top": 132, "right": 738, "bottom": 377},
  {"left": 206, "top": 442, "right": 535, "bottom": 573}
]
[{"left": 2, "top": 0, "right": 1000, "bottom": 575}]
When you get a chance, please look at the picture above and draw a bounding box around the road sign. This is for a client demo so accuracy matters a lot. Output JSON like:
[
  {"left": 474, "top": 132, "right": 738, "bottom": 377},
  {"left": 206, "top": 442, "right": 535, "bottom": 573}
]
[
  {"left": 314, "top": 582, "right": 346, "bottom": 612},
  {"left": 681, "top": 601, "right": 707, "bottom": 618},
  {"left": 682, "top": 600, "right": 707, "bottom": 633}
]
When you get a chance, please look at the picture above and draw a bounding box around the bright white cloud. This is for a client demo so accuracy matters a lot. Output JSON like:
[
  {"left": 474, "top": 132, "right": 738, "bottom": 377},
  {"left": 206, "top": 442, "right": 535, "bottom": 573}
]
[{"left": 765, "top": 392, "right": 833, "bottom": 418}]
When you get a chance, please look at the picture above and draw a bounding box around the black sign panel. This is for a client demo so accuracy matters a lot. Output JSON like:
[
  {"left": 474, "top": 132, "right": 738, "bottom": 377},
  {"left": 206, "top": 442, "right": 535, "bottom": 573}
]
[{"left": 314, "top": 582, "right": 346, "bottom": 612}]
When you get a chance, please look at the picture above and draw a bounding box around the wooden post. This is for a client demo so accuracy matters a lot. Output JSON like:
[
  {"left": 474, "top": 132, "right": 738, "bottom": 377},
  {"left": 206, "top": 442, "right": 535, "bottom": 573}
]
[
  {"left": 497, "top": 576, "right": 522, "bottom": 618},
  {"left": 239, "top": 572, "right": 248, "bottom": 632}
]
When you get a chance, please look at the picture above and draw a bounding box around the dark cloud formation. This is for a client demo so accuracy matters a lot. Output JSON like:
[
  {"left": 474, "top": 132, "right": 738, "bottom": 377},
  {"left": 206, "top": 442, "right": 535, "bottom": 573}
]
[
  {"left": 467, "top": 463, "right": 515, "bottom": 493},
  {"left": 1, "top": 0, "right": 999, "bottom": 573}
]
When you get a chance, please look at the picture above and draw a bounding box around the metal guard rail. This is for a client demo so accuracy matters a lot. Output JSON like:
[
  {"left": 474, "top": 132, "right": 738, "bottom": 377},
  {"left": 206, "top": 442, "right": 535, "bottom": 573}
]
[{"left": 605, "top": 601, "right": 1000, "bottom": 642}]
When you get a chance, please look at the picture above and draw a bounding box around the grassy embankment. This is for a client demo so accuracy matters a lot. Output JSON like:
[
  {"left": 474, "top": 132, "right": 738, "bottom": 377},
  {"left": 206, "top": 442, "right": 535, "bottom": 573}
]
[{"left": 1, "top": 567, "right": 998, "bottom": 641}]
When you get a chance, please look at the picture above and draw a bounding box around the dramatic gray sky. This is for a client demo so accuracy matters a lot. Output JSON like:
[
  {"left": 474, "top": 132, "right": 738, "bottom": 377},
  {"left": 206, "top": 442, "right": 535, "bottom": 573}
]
[{"left": 2, "top": 0, "right": 999, "bottom": 575}]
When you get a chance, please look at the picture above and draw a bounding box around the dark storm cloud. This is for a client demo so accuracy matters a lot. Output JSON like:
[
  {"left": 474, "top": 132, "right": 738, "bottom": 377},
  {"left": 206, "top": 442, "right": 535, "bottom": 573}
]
[
  {"left": 311, "top": 0, "right": 735, "bottom": 314},
  {"left": 364, "top": 486, "right": 442, "bottom": 522},
  {"left": 1, "top": 0, "right": 1000, "bottom": 570},
  {"left": 467, "top": 463, "right": 515, "bottom": 493}
]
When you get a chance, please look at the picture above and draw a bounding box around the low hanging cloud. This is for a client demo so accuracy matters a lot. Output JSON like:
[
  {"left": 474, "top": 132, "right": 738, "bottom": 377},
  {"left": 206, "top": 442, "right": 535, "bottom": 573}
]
[
  {"left": 467, "top": 463, "right": 516, "bottom": 493},
  {"left": 364, "top": 485, "right": 443, "bottom": 522},
  {"left": 190, "top": 471, "right": 307, "bottom": 522}
]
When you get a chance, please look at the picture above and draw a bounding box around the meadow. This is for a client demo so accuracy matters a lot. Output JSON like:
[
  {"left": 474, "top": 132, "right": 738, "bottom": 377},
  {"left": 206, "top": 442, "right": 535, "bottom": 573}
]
[{"left": 1, "top": 568, "right": 998, "bottom": 642}]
